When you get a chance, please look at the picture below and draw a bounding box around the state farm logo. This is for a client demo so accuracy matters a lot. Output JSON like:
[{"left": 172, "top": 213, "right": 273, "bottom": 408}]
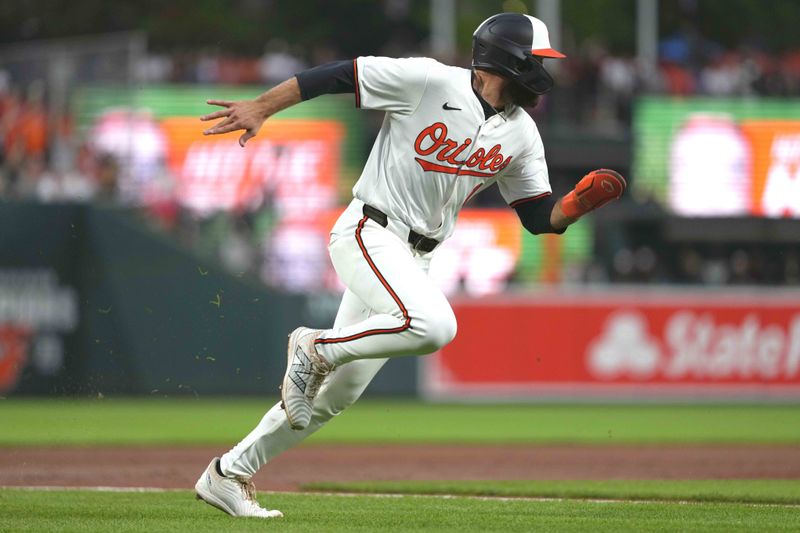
[
  {"left": 588, "top": 310, "right": 800, "bottom": 381},
  {"left": 413, "top": 122, "right": 512, "bottom": 178},
  {"left": 588, "top": 312, "right": 661, "bottom": 379}
]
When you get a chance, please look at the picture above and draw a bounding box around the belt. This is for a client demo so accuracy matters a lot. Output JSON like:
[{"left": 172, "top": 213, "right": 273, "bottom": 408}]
[{"left": 362, "top": 204, "right": 440, "bottom": 253}]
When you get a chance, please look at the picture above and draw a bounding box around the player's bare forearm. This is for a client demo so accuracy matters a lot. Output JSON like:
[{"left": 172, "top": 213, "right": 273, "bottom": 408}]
[
  {"left": 551, "top": 169, "right": 627, "bottom": 230},
  {"left": 200, "top": 77, "right": 302, "bottom": 147},
  {"left": 550, "top": 198, "right": 575, "bottom": 230}
]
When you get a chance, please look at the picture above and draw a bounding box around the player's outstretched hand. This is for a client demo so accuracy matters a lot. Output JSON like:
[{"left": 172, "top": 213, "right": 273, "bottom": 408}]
[
  {"left": 201, "top": 99, "right": 267, "bottom": 147},
  {"left": 561, "top": 169, "right": 626, "bottom": 219}
]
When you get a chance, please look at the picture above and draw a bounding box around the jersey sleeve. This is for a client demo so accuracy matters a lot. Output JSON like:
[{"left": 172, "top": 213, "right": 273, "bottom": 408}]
[
  {"left": 497, "top": 127, "right": 553, "bottom": 207},
  {"left": 295, "top": 60, "right": 355, "bottom": 101},
  {"left": 355, "top": 56, "right": 434, "bottom": 114}
]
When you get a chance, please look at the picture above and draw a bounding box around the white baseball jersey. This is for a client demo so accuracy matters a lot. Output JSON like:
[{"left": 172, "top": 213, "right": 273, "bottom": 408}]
[{"left": 352, "top": 55, "right": 552, "bottom": 242}]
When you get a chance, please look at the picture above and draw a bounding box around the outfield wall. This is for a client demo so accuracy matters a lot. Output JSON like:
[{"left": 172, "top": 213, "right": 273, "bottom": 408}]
[
  {"left": 0, "top": 202, "right": 422, "bottom": 397},
  {"left": 0, "top": 202, "right": 313, "bottom": 396}
]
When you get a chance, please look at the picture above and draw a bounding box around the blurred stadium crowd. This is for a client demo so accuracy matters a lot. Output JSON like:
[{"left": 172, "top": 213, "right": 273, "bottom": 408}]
[
  {"left": 1, "top": 0, "right": 799, "bottom": 293},
  {"left": 112, "top": 35, "right": 800, "bottom": 133},
  {"left": 0, "top": 75, "right": 113, "bottom": 203}
]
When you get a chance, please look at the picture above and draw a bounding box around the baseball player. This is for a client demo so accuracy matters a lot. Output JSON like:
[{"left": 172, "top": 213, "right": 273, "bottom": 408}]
[{"left": 194, "top": 13, "right": 626, "bottom": 518}]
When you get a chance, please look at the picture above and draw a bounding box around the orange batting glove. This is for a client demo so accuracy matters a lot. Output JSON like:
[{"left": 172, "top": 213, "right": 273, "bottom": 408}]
[{"left": 560, "top": 168, "right": 627, "bottom": 219}]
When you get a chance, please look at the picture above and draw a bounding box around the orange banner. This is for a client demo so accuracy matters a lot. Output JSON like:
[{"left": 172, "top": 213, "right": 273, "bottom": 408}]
[
  {"left": 159, "top": 118, "right": 344, "bottom": 215},
  {"left": 739, "top": 120, "right": 800, "bottom": 217}
]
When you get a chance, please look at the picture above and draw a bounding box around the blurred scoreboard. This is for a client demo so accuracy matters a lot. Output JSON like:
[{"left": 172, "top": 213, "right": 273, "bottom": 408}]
[{"left": 633, "top": 97, "right": 800, "bottom": 217}]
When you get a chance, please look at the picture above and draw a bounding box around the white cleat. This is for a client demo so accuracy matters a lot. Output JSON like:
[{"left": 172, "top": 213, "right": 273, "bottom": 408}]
[
  {"left": 282, "top": 327, "right": 333, "bottom": 430},
  {"left": 195, "top": 457, "right": 283, "bottom": 518}
]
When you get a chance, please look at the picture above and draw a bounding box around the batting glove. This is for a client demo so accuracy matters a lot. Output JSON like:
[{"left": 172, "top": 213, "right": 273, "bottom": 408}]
[{"left": 560, "top": 168, "right": 627, "bottom": 219}]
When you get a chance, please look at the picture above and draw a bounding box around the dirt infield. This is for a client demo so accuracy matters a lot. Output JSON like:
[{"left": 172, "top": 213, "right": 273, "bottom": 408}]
[{"left": 2, "top": 444, "right": 800, "bottom": 490}]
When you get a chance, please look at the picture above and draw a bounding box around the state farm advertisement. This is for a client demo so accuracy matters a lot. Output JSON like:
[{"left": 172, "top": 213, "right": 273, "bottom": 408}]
[{"left": 423, "top": 292, "right": 800, "bottom": 399}]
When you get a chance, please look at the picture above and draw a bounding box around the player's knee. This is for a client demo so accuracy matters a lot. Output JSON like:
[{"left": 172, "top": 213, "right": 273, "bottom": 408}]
[{"left": 416, "top": 305, "right": 457, "bottom": 352}]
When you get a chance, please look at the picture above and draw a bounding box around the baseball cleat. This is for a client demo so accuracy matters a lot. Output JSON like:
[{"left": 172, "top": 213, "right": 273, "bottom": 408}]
[
  {"left": 282, "top": 327, "right": 332, "bottom": 430},
  {"left": 194, "top": 457, "right": 283, "bottom": 518}
]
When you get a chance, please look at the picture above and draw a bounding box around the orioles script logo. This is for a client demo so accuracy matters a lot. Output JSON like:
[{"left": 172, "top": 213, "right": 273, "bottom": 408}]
[{"left": 414, "top": 122, "right": 511, "bottom": 178}]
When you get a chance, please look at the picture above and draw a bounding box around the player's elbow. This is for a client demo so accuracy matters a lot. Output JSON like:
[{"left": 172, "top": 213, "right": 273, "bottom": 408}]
[
  {"left": 515, "top": 195, "right": 566, "bottom": 235},
  {"left": 521, "top": 219, "right": 548, "bottom": 235}
]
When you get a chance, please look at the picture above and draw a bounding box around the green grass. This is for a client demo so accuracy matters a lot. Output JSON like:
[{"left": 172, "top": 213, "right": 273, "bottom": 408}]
[
  {"left": 2, "top": 398, "right": 800, "bottom": 446},
  {"left": 1, "top": 488, "right": 799, "bottom": 533},
  {"left": 306, "top": 479, "right": 800, "bottom": 505}
]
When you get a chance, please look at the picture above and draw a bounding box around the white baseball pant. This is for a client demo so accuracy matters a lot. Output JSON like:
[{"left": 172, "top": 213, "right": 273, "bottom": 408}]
[{"left": 220, "top": 199, "right": 457, "bottom": 477}]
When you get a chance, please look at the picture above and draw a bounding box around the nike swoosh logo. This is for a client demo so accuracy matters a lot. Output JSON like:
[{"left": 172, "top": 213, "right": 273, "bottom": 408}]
[{"left": 442, "top": 102, "right": 461, "bottom": 111}]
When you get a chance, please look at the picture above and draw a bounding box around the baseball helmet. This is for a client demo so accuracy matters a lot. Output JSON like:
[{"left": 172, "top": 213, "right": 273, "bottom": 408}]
[{"left": 472, "top": 13, "right": 566, "bottom": 95}]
